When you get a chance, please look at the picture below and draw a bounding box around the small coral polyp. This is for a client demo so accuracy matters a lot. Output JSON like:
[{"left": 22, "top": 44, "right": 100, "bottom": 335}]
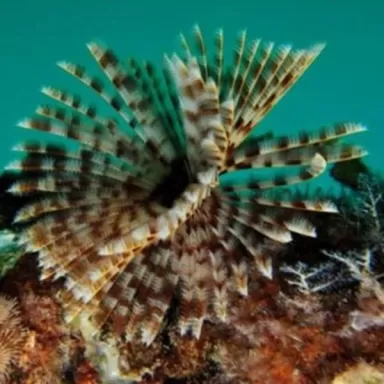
[{"left": 6, "top": 26, "right": 367, "bottom": 345}]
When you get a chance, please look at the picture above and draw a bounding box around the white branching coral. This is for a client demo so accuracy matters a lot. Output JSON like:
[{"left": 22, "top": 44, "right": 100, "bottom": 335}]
[
  {"left": 323, "top": 249, "right": 384, "bottom": 331},
  {"left": 281, "top": 261, "right": 339, "bottom": 295},
  {"left": 358, "top": 175, "right": 382, "bottom": 228},
  {"left": 323, "top": 249, "right": 377, "bottom": 282},
  {"left": 356, "top": 174, "right": 384, "bottom": 251}
]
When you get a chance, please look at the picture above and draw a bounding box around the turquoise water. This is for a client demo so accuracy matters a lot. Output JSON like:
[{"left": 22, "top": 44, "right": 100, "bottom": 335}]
[{"left": 0, "top": 0, "right": 382, "bottom": 190}]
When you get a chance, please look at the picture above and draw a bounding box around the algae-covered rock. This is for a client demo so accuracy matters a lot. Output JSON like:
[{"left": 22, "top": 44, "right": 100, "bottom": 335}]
[{"left": 0, "top": 229, "right": 24, "bottom": 277}]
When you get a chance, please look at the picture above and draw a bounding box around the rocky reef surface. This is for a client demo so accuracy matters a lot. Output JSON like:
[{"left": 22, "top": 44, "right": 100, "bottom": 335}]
[{"left": 0, "top": 166, "right": 383, "bottom": 384}]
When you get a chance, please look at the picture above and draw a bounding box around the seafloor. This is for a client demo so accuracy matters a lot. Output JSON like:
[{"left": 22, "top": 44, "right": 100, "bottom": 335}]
[{"left": 0, "top": 160, "right": 383, "bottom": 384}]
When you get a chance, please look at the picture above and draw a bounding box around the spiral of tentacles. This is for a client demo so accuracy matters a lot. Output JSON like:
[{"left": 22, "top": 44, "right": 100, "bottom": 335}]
[{"left": 6, "top": 26, "right": 367, "bottom": 345}]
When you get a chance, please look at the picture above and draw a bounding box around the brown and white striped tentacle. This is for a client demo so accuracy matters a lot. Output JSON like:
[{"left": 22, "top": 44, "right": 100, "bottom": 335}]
[
  {"left": 230, "top": 123, "right": 367, "bottom": 169},
  {"left": 221, "top": 193, "right": 338, "bottom": 214},
  {"left": 166, "top": 53, "right": 228, "bottom": 172},
  {"left": 226, "top": 143, "right": 366, "bottom": 173},
  {"left": 222, "top": 153, "right": 327, "bottom": 195},
  {"left": 39, "top": 86, "right": 156, "bottom": 169},
  {"left": 208, "top": 249, "right": 229, "bottom": 322},
  {"left": 230, "top": 44, "right": 325, "bottom": 147},
  {"left": 87, "top": 43, "right": 178, "bottom": 163},
  {"left": 56, "top": 58, "right": 177, "bottom": 170}
]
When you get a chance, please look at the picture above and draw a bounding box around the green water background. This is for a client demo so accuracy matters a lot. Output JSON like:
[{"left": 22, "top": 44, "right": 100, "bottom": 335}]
[{"left": 0, "top": 0, "right": 382, "bottom": 192}]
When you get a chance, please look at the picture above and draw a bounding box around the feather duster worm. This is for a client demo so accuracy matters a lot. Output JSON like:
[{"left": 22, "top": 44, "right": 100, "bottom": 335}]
[
  {"left": 6, "top": 26, "right": 367, "bottom": 345},
  {"left": 0, "top": 295, "right": 26, "bottom": 383}
]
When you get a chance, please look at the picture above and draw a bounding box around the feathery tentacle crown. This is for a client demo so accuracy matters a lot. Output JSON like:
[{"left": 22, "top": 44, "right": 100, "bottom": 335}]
[{"left": 7, "top": 26, "right": 367, "bottom": 345}]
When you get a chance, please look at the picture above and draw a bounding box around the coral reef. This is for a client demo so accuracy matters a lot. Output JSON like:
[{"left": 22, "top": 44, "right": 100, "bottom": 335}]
[
  {"left": 0, "top": 256, "right": 100, "bottom": 383},
  {"left": 3, "top": 26, "right": 367, "bottom": 348},
  {"left": 69, "top": 175, "right": 384, "bottom": 382},
  {"left": 0, "top": 26, "right": 382, "bottom": 383},
  {"left": 0, "top": 171, "right": 383, "bottom": 383}
]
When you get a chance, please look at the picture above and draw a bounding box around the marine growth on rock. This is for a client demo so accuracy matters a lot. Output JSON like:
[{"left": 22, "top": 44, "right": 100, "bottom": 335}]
[{"left": 5, "top": 26, "right": 368, "bottom": 349}]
